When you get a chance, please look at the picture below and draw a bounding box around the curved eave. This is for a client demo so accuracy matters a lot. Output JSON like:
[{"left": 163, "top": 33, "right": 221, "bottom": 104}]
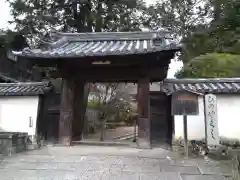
[{"left": 13, "top": 45, "right": 181, "bottom": 59}]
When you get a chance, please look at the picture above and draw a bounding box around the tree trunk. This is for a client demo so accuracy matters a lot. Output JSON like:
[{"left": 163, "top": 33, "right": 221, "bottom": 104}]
[
  {"left": 99, "top": 85, "right": 110, "bottom": 141},
  {"left": 100, "top": 118, "right": 105, "bottom": 141}
]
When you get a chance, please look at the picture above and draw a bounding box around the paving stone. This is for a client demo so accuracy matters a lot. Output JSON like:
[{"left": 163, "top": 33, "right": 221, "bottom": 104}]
[
  {"left": 68, "top": 162, "right": 92, "bottom": 171},
  {"left": 79, "top": 170, "right": 105, "bottom": 180},
  {"left": 0, "top": 161, "right": 92, "bottom": 171},
  {"left": 82, "top": 156, "right": 108, "bottom": 163},
  {"left": 193, "top": 159, "right": 220, "bottom": 166},
  {"left": 1, "top": 169, "right": 84, "bottom": 180},
  {"left": 53, "top": 162, "right": 90, "bottom": 171},
  {"left": 123, "top": 165, "right": 161, "bottom": 173},
  {"left": 101, "top": 169, "right": 122, "bottom": 178},
  {"left": 0, "top": 169, "right": 22, "bottom": 179},
  {"left": 87, "top": 162, "right": 112, "bottom": 171},
  {"left": 1, "top": 155, "right": 55, "bottom": 163},
  {"left": 0, "top": 162, "right": 40, "bottom": 170},
  {"left": 115, "top": 157, "right": 159, "bottom": 166},
  {"left": 110, "top": 163, "right": 125, "bottom": 170},
  {"left": 23, "top": 171, "right": 80, "bottom": 180},
  {"left": 101, "top": 157, "right": 118, "bottom": 164},
  {"left": 160, "top": 166, "right": 201, "bottom": 174},
  {"left": 0, "top": 169, "right": 50, "bottom": 180},
  {"left": 117, "top": 171, "right": 139, "bottom": 180},
  {"left": 0, "top": 146, "right": 232, "bottom": 180},
  {"left": 52, "top": 156, "right": 86, "bottom": 163},
  {"left": 158, "top": 157, "right": 216, "bottom": 167},
  {"left": 198, "top": 165, "right": 232, "bottom": 176},
  {"left": 139, "top": 172, "right": 182, "bottom": 180},
  {"left": 141, "top": 158, "right": 161, "bottom": 166},
  {"left": 171, "top": 160, "right": 200, "bottom": 167},
  {"left": 101, "top": 170, "right": 139, "bottom": 180},
  {"left": 181, "top": 174, "right": 227, "bottom": 180},
  {"left": 114, "top": 157, "right": 143, "bottom": 165},
  {"left": 158, "top": 159, "right": 199, "bottom": 167}
]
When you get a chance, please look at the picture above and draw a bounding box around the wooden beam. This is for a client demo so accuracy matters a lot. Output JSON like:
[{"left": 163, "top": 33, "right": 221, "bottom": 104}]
[{"left": 69, "top": 66, "right": 167, "bottom": 82}]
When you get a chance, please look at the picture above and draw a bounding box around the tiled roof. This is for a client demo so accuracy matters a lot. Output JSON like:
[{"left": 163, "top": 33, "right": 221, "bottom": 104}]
[
  {"left": 13, "top": 31, "right": 181, "bottom": 58},
  {"left": 161, "top": 78, "right": 240, "bottom": 95},
  {"left": 0, "top": 82, "right": 52, "bottom": 96}
]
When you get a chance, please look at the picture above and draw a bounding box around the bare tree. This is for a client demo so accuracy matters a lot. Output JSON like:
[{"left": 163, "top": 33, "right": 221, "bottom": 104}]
[{"left": 91, "top": 83, "right": 134, "bottom": 141}]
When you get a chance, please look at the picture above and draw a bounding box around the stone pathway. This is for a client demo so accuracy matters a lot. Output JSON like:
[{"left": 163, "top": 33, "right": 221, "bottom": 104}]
[
  {"left": 0, "top": 146, "right": 232, "bottom": 180},
  {"left": 84, "top": 126, "right": 136, "bottom": 140}
]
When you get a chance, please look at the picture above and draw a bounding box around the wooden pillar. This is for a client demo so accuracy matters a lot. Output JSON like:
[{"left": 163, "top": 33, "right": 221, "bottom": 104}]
[
  {"left": 72, "top": 80, "right": 89, "bottom": 141},
  {"left": 167, "top": 96, "right": 174, "bottom": 147},
  {"left": 137, "top": 77, "right": 151, "bottom": 149},
  {"left": 59, "top": 78, "right": 74, "bottom": 145},
  {"left": 183, "top": 115, "right": 188, "bottom": 156}
]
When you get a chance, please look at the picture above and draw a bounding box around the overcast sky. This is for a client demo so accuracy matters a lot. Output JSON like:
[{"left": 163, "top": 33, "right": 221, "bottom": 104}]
[{"left": 0, "top": 0, "right": 182, "bottom": 78}]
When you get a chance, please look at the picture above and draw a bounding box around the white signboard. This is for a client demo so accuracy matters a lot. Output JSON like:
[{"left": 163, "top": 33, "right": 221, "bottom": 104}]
[{"left": 204, "top": 94, "right": 220, "bottom": 146}]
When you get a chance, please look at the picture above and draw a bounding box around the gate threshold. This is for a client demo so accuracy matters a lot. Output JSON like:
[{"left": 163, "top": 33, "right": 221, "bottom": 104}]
[{"left": 71, "top": 140, "right": 137, "bottom": 148}]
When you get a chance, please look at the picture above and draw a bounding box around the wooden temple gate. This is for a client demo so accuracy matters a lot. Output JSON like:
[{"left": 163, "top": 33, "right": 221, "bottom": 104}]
[{"left": 14, "top": 31, "right": 180, "bottom": 148}]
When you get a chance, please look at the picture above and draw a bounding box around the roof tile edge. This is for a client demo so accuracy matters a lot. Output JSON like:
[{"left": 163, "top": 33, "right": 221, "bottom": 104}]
[{"left": 164, "top": 78, "right": 240, "bottom": 83}]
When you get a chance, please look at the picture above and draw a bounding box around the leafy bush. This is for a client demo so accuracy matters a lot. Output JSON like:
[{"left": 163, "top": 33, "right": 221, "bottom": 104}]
[
  {"left": 87, "top": 101, "right": 102, "bottom": 110},
  {"left": 176, "top": 53, "right": 240, "bottom": 78}
]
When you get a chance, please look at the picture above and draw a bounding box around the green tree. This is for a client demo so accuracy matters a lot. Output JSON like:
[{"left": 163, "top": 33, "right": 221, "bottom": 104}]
[
  {"left": 7, "top": 0, "right": 147, "bottom": 44},
  {"left": 142, "top": 0, "right": 210, "bottom": 40},
  {"left": 176, "top": 0, "right": 240, "bottom": 78},
  {"left": 181, "top": 0, "right": 240, "bottom": 62},
  {"left": 0, "top": 30, "right": 28, "bottom": 50},
  {"left": 175, "top": 53, "right": 240, "bottom": 78},
  {"left": 140, "top": 0, "right": 212, "bottom": 66}
]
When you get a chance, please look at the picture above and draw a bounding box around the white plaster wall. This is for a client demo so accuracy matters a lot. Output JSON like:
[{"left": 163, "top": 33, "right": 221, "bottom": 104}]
[
  {"left": 0, "top": 96, "right": 39, "bottom": 136},
  {"left": 174, "top": 94, "right": 240, "bottom": 140},
  {"left": 128, "top": 82, "right": 160, "bottom": 95}
]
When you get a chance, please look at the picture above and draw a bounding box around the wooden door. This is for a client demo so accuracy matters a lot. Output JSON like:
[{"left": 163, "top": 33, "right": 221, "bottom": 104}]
[
  {"left": 45, "top": 111, "right": 59, "bottom": 143},
  {"left": 150, "top": 92, "right": 173, "bottom": 147}
]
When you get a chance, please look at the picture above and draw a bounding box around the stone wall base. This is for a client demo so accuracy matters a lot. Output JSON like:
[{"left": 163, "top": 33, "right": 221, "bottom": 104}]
[{"left": 0, "top": 132, "right": 29, "bottom": 156}]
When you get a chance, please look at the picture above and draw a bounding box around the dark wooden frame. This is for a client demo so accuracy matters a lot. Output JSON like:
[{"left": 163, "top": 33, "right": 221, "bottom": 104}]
[{"left": 22, "top": 48, "right": 178, "bottom": 148}]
